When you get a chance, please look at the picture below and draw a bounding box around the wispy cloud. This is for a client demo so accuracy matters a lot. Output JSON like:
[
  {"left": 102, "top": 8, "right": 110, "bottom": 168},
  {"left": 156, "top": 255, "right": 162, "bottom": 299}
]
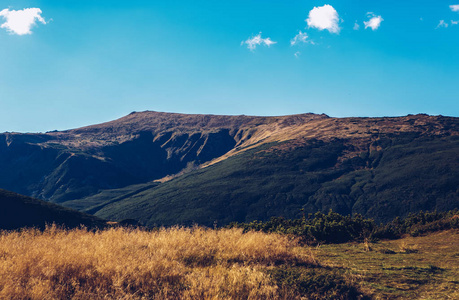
[
  {"left": 241, "top": 32, "right": 276, "bottom": 51},
  {"left": 452, "top": 20, "right": 459, "bottom": 25},
  {"left": 364, "top": 13, "right": 383, "bottom": 30},
  {"left": 306, "top": 5, "right": 340, "bottom": 34},
  {"left": 294, "top": 51, "right": 301, "bottom": 58},
  {"left": 0, "top": 8, "right": 46, "bottom": 35},
  {"left": 450, "top": 5, "right": 459, "bottom": 12},
  {"left": 436, "top": 20, "right": 449, "bottom": 28},
  {"left": 353, "top": 22, "right": 360, "bottom": 30},
  {"left": 290, "top": 31, "right": 314, "bottom": 46}
]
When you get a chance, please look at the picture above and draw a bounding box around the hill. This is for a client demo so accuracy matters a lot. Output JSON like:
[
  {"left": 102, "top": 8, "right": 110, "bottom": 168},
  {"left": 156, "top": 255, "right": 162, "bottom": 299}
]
[
  {"left": 0, "top": 111, "right": 458, "bottom": 226},
  {"left": 0, "top": 189, "right": 106, "bottom": 230}
]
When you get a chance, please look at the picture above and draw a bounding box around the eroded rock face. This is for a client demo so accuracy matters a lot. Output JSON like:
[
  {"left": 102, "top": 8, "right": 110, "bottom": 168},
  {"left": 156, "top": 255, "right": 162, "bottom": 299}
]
[{"left": 0, "top": 111, "right": 457, "bottom": 205}]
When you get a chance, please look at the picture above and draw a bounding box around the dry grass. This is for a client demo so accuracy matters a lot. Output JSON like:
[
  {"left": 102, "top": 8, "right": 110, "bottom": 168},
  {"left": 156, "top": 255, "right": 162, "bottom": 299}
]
[
  {"left": 398, "top": 241, "right": 419, "bottom": 254},
  {"left": 0, "top": 226, "right": 312, "bottom": 299}
]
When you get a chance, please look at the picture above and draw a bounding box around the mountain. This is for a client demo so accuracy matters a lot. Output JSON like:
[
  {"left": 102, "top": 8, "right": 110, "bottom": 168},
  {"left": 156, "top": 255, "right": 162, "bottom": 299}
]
[
  {"left": 0, "top": 111, "right": 458, "bottom": 226},
  {"left": 0, "top": 189, "right": 106, "bottom": 230},
  {"left": 0, "top": 111, "right": 327, "bottom": 203}
]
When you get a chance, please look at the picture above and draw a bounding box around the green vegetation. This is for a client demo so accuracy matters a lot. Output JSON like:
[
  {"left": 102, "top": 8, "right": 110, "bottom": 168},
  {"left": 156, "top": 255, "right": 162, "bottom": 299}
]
[
  {"left": 84, "top": 134, "right": 458, "bottom": 227},
  {"left": 229, "top": 209, "right": 459, "bottom": 244},
  {"left": 372, "top": 209, "right": 459, "bottom": 239},
  {"left": 64, "top": 182, "right": 160, "bottom": 213},
  {"left": 229, "top": 211, "right": 374, "bottom": 244}
]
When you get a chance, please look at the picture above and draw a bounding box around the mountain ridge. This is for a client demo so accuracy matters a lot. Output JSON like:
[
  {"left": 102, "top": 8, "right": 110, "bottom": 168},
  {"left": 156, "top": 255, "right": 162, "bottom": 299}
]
[{"left": 0, "top": 111, "right": 458, "bottom": 226}]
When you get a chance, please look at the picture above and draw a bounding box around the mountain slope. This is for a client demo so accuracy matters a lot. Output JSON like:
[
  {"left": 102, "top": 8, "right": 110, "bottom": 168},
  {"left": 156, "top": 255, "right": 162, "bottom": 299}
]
[
  {"left": 85, "top": 133, "right": 459, "bottom": 226},
  {"left": 0, "top": 112, "right": 326, "bottom": 202},
  {"left": 0, "top": 189, "right": 106, "bottom": 230},
  {"left": 0, "top": 111, "right": 458, "bottom": 226}
]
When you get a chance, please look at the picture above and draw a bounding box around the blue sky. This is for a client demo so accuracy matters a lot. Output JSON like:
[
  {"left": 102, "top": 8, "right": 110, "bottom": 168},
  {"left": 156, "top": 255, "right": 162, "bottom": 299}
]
[{"left": 0, "top": 1, "right": 458, "bottom": 132}]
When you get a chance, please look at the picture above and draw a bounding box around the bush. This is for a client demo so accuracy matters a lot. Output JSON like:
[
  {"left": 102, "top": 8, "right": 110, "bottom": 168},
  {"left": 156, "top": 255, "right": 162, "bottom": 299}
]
[
  {"left": 229, "top": 209, "right": 459, "bottom": 244},
  {"left": 229, "top": 210, "right": 375, "bottom": 244},
  {"left": 372, "top": 209, "right": 459, "bottom": 240}
]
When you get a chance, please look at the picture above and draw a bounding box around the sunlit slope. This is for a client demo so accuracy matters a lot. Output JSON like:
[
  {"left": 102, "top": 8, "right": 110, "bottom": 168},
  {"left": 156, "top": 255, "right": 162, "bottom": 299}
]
[
  {"left": 0, "top": 189, "right": 106, "bottom": 230},
  {"left": 88, "top": 133, "right": 459, "bottom": 227}
]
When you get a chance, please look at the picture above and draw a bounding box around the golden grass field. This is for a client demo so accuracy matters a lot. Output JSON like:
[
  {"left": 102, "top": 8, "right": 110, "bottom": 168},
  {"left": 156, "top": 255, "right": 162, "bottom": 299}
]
[
  {"left": 0, "top": 226, "right": 313, "bottom": 300},
  {"left": 1, "top": 226, "right": 457, "bottom": 299}
]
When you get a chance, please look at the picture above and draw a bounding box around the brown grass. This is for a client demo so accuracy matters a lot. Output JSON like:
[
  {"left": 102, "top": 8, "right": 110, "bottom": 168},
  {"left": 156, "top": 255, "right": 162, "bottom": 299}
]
[{"left": 0, "top": 226, "right": 312, "bottom": 299}]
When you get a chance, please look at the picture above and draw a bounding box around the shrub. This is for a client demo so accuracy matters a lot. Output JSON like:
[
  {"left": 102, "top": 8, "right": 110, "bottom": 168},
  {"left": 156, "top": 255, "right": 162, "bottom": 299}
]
[
  {"left": 229, "top": 210, "right": 375, "bottom": 244},
  {"left": 372, "top": 209, "right": 459, "bottom": 240},
  {"left": 230, "top": 209, "right": 459, "bottom": 244}
]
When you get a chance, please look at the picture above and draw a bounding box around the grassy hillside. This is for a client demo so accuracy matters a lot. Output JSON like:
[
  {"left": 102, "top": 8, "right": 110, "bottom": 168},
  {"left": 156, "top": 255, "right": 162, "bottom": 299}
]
[
  {"left": 84, "top": 134, "right": 459, "bottom": 227},
  {"left": 0, "top": 189, "right": 106, "bottom": 230}
]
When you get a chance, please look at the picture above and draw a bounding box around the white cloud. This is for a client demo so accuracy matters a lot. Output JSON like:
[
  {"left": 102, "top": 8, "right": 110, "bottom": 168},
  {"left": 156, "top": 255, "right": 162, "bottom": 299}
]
[
  {"left": 290, "top": 31, "right": 313, "bottom": 46},
  {"left": 364, "top": 13, "right": 383, "bottom": 30},
  {"left": 353, "top": 22, "right": 360, "bottom": 30},
  {"left": 435, "top": 19, "right": 459, "bottom": 28},
  {"left": 241, "top": 32, "right": 276, "bottom": 51},
  {"left": 294, "top": 51, "right": 301, "bottom": 58},
  {"left": 0, "top": 8, "right": 46, "bottom": 35},
  {"left": 306, "top": 5, "right": 340, "bottom": 34},
  {"left": 436, "top": 20, "right": 449, "bottom": 28},
  {"left": 450, "top": 5, "right": 459, "bottom": 12}
]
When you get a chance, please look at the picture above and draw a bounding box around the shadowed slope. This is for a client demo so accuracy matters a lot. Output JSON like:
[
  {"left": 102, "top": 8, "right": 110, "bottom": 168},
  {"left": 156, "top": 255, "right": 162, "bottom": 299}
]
[{"left": 0, "top": 189, "right": 106, "bottom": 230}]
